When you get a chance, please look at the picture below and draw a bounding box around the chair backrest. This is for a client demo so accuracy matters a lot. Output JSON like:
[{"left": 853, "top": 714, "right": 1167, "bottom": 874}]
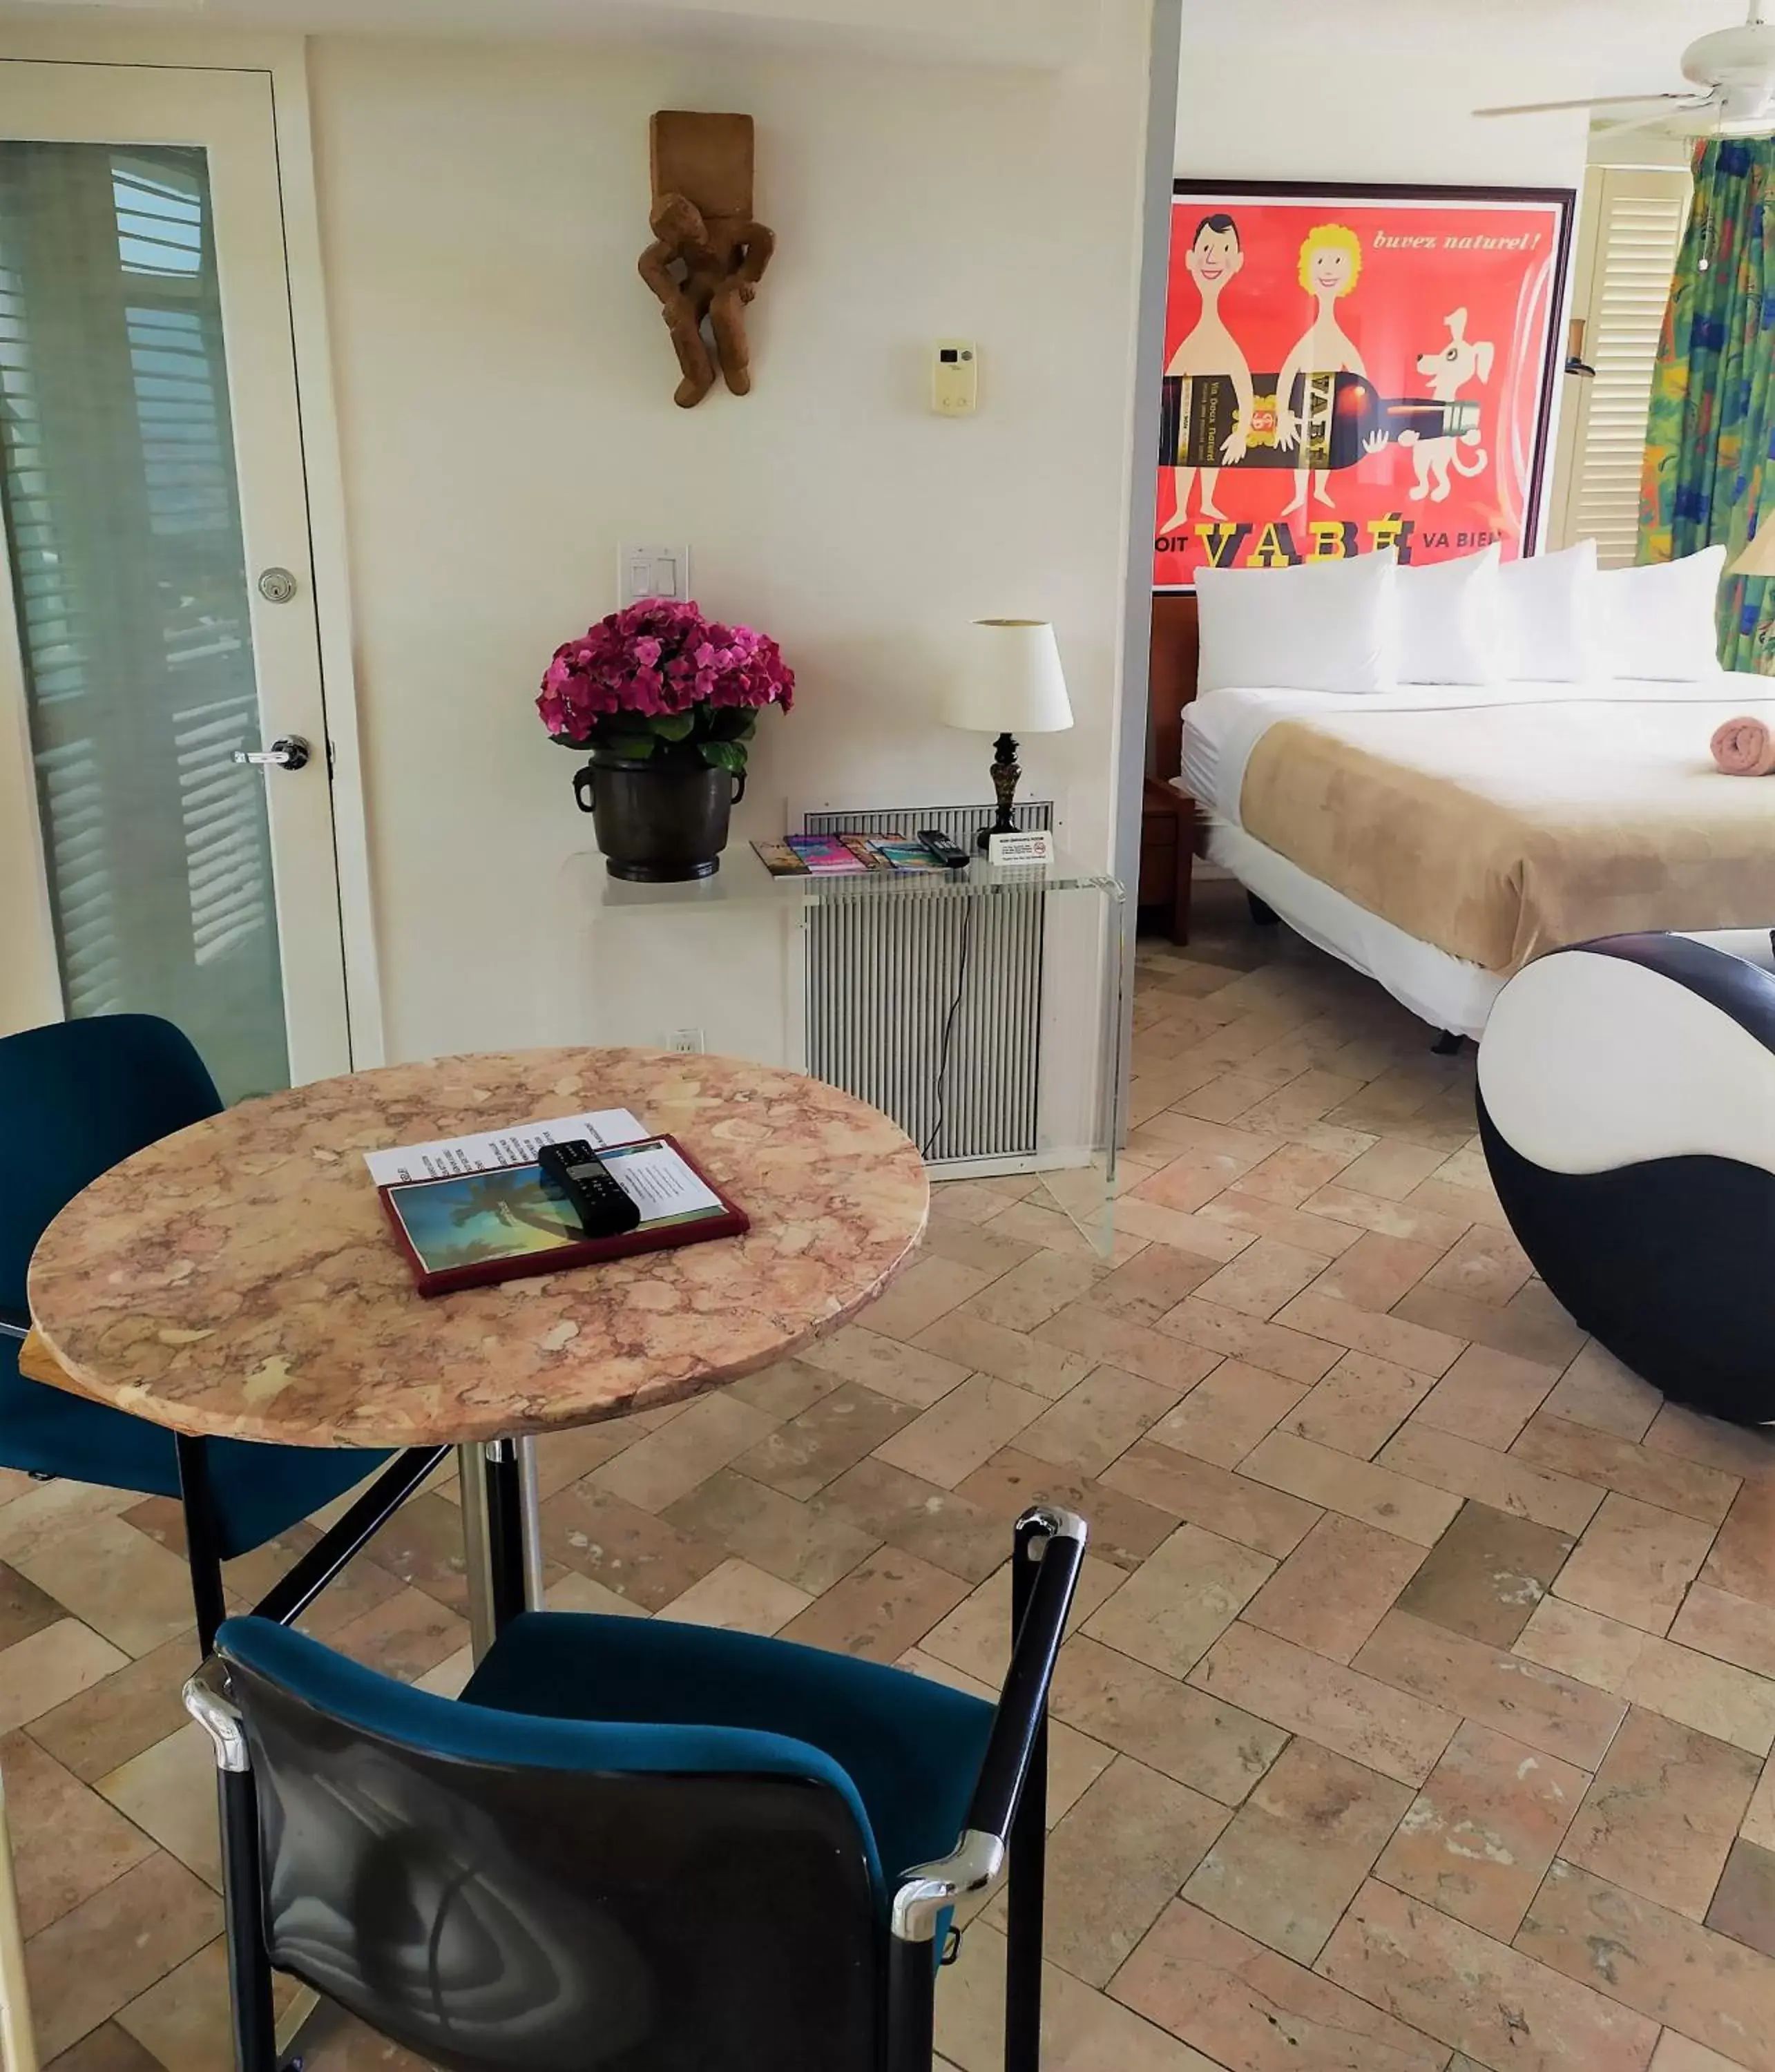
[
  {"left": 0, "top": 1015, "right": 220, "bottom": 1321},
  {"left": 213, "top": 1620, "right": 883, "bottom": 2072}
]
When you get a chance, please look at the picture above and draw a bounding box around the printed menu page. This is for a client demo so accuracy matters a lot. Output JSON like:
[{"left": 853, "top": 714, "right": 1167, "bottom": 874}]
[{"left": 363, "top": 1110, "right": 646, "bottom": 1187}]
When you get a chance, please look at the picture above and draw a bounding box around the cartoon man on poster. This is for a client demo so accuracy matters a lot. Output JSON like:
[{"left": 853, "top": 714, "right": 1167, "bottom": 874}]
[
  {"left": 1160, "top": 213, "right": 1253, "bottom": 528},
  {"left": 1276, "top": 224, "right": 1370, "bottom": 517}
]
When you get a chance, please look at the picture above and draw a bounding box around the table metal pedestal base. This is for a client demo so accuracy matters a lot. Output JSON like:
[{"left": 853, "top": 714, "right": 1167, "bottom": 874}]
[{"left": 459, "top": 1435, "right": 544, "bottom": 1660}]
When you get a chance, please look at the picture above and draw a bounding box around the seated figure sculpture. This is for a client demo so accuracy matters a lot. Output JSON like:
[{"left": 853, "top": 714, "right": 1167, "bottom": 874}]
[{"left": 639, "top": 111, "right": 774, "bottom": 409}]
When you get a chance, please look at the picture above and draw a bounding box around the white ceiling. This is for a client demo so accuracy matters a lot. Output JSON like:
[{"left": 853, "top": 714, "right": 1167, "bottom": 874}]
[
  {"left": 1182, "top": 0, "right": 1758, "bottom": 97},
  {"left": 0, "top": 0, "right": 1749, "bottom": 87},
  {"left": 0, "top": 0, "right": 1099, "bottom": 66}
]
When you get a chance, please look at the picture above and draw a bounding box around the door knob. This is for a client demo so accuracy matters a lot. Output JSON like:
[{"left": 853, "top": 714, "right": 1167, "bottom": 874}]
[{"left": 231, "top": 736, "right": 311, "bottom": 771}]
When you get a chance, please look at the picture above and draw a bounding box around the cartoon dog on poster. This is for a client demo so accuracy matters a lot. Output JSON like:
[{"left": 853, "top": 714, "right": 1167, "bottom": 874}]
[{"left": 1399, "top": 307, "right": 1494, "bottom": 504}]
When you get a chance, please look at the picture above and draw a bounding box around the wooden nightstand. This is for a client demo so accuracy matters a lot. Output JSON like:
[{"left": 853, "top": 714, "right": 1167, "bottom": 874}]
[{"left": 1139, "top": 776, "right": 1195, "bottom": 946}]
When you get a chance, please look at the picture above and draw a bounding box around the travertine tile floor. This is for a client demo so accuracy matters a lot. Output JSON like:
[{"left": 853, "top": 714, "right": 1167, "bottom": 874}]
[{"left": 11, "top": 874, "right": 1775, "bottom": 2071}]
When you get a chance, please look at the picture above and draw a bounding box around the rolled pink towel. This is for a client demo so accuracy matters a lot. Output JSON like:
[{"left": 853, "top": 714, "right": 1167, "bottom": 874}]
[{"left": 1711, "top": 715, "right": 1775, "bottom": 776}]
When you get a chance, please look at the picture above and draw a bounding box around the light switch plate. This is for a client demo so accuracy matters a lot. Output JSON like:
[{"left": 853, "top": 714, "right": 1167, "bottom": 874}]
[{"left": 620, "top": 544, "right": 691, "bottom": 606}]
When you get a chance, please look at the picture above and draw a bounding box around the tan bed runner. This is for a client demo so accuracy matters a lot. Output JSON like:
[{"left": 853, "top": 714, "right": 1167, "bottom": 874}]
[{"left": 1238, "top": 695, "right": 1775, "bottom": 974}]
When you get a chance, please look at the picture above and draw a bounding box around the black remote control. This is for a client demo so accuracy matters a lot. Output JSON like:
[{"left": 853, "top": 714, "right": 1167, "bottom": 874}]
[
  {"left": 918, "top": 829, "right": 970, "bottom": 870},
  {"left": 537, "top": 1140, "right": 642, "bottom": 1238}
]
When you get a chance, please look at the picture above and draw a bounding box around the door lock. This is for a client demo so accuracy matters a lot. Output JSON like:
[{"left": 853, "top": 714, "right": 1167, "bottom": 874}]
[
  {"left": 257, "top": 567, "right": 298, "bottom": 604},
  {"left": 232, "top": 736, "right": 311, "bottom": 771}
]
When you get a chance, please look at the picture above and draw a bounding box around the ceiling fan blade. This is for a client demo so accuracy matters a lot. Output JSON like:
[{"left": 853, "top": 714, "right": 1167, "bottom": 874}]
[
  {"left": 1474, "top": 92, "right": 1698, "bottom": 116},
  {"left": 1594, "top": 88, "right": 1744, "bottom": 141},
  {"left": 1591, "top": 108, "right": 1698, "bottom": 139}
]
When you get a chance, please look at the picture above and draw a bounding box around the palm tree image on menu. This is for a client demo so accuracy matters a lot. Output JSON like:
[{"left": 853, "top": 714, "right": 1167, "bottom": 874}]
[{"left": 390, "top": 1166, "right": 585, "bottom": 1274}]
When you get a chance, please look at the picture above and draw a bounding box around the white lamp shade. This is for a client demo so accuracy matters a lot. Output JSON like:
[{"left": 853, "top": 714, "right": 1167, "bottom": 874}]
[
  {"left": 944, "top": 619, "right": 1074, "bottom": 735},
  {"left": 1734, "top": 524, "right": 1775, "bottom": 579}
]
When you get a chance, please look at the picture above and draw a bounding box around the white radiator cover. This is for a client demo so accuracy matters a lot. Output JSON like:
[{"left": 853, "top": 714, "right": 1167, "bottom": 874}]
[{"left": 802, "top": 803, "right": 1051, "bottom": 1165}]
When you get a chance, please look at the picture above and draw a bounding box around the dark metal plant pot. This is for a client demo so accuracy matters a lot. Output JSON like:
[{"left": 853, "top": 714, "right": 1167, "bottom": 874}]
[{"left": 572, "top": 756, "right": 745, "bottom": 881}]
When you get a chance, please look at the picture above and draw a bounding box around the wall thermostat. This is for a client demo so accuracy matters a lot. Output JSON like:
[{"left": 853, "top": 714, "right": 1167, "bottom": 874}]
[{"left": 932, "top": 340, "right": 978, "bottom": 416}]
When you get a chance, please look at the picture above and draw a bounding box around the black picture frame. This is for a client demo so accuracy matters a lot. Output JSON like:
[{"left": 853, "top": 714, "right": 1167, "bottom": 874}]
[{"left": 1155, "top": 178, "right": 1578, "bottom": 592}]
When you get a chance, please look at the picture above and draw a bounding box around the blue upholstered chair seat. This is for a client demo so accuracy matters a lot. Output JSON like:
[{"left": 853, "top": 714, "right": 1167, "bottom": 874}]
[
  {"left": 220, "top": 1608, "right": 996, "bottom": 1899},
  {"left": 0, "top": 1336, "right": 388, "bottom": 1562},
  {"left": 0, "top": 1014, "right": 392, "bottom": 1588}
]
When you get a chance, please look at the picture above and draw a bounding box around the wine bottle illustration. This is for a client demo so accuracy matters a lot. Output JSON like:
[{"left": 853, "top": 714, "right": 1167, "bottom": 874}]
[{"left": 1159, "top": 370, "right": 1479, "bottom": 472}]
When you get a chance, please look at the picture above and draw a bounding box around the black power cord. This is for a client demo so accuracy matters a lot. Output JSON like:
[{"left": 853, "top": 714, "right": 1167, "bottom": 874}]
[{"left": 921, "top": 897, "right": 977, "bottom": 1160}]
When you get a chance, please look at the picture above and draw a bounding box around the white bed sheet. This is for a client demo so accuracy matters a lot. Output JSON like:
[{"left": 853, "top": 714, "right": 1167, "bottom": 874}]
[
  {"left": 1196, "top": 818, "right": 1504, "bottom": 1038},
  {"left": 1182, "top": 673, "right": 1757, "bottom": 832},
  {"left": 1174, "top": 670, "right": 1765, "bottom": 1038}
]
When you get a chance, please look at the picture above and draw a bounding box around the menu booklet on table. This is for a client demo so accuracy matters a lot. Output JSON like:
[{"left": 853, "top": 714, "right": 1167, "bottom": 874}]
[{"left": 365, "top": 1113, "right": 748, "bottom": 1296}]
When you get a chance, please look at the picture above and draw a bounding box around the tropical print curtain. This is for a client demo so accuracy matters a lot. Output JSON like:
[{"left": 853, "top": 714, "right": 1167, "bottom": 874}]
[{"left": 1640, "top": 137, "right": 1775, "bottom": 673}]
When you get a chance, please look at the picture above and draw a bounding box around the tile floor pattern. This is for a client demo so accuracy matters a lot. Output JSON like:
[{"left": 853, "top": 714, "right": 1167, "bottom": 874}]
[{"left": 11, "top": 876, "right": 1775, "bottom": 2071}]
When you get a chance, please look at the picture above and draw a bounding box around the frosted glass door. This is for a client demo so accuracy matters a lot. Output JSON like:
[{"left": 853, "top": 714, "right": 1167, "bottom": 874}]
[{"left": 0, "top": 65, "right": 349, "bottom": 1102}]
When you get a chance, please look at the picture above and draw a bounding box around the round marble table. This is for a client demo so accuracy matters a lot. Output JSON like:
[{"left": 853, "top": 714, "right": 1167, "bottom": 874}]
[{"left": 26, "top": 1046, "right": 928, "bottom": 1644}]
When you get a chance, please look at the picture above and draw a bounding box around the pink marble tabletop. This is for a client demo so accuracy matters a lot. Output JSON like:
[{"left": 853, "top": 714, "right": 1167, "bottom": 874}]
[{"left": 27, "top": 1048, "right": 928, "bottom": 1448}]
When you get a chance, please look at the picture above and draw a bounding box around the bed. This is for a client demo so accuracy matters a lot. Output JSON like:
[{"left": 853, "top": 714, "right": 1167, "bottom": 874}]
[{"left": 1147, "top": 592, "right": 1775, "bottom": 1039}]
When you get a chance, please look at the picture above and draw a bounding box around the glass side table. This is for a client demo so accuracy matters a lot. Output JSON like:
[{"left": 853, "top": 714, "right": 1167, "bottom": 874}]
[{"left": 550, "top": 843, "right": 1126, "bottom": 1255}]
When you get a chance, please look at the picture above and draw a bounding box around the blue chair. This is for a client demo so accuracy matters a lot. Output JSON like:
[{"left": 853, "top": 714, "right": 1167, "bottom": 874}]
[
  {"left": 0, "top": 1015, "right": 394, "bottom": 1651},
  {"left": 186, "top": 1505, "right": 1086, "bottom": 2072}
]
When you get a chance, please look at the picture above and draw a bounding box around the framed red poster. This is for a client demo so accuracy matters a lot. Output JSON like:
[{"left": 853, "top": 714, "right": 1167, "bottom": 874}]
[{"left": 1154, "top": 180, "right": 1575, "bottom": 591}]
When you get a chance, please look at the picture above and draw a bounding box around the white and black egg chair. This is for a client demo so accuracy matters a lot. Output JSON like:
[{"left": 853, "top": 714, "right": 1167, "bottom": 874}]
[{"left": 1477, "top": 929, "right": 1775, "bottom": 1428}]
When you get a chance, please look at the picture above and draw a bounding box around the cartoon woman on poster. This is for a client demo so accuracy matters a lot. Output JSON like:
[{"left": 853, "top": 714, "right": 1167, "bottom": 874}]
[
  {"left": 1276, "top": 223, "right": 1368, "bottom": 517},
  {"left": 1160, "top": 213, "right": 1253, "bottom": 528}
]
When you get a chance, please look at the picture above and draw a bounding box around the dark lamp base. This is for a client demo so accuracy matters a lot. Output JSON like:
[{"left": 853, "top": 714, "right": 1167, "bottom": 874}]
[{"left": 980, "top": 730, "right": 1023, "bottom": 851}]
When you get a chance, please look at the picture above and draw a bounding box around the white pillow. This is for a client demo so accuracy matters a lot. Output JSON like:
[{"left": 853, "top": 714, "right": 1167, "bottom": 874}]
[
  {"left": 1594, "top": 546, "right": 1727, "bottom": 680},
  {"left": 1195, "top": 550, "right": 1397, "bottom": 696},
  {"left": 1494, "top": 539, "right": 1598, "bottom": 680},
  {"left": 1397, "top": 545, "right": 1501, "bottom": 684}
]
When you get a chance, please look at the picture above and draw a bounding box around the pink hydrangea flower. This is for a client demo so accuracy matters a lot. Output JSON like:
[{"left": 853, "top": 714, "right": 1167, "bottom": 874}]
[{"left": 536, "top": 599, "right": 794, "bottom": 746}]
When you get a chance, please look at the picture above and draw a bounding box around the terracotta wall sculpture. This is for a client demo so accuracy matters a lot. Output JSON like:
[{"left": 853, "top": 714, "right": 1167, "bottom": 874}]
[{"left": 639, "top": 111, "right": 775, "bottom": 409}]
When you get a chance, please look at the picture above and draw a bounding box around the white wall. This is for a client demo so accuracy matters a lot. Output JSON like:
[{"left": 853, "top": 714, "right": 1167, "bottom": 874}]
[
  {"left": 305, "top": 19, "right": 1156, "bottom": 1059},
  {"left": 1172, "top": 8, "right": 1606, "bottom": 574},
  {"left": 1176, "top": 10, "right": 1591, "bottom": 190}
]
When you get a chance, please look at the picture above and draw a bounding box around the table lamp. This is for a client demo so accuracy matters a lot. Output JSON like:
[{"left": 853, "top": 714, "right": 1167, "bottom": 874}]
[
  {"left": 1733, "top": 521, "right": 1775, "bottom": 577},
  {"left": 943, "top": 620, "right": 1073, "bottom": 851}
]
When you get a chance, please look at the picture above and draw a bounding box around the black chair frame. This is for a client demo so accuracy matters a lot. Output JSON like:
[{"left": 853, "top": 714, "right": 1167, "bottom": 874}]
[{"left": 188, "top": 1502, "right": 1086, "bottom": 2072}]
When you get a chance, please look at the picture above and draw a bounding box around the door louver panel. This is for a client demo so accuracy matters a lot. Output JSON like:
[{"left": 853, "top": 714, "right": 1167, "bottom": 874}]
[
  {"left": 0, "top": 140, "right": 290, "bottom": 1100},
  {"left": 1553, "top": 167, "right": 1691, "bottom": 568}
]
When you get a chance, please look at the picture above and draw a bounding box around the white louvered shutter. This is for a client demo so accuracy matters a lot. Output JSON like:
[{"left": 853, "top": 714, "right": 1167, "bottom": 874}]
[
  {"left": 0, "top": 146, "right": 281, "bottom": 1080},
  {"left": 1551, "top": 165, "right": 1691, "bottom": 566}
]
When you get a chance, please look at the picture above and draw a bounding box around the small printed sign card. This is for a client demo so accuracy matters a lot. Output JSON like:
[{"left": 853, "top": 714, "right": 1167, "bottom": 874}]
[{"left": 987, "top": 829, "right": 1054, "bottom": 869}]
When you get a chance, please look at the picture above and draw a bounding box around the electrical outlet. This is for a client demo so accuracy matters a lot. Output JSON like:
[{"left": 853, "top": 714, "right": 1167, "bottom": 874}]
[{"left": 666, "top": 1026, "right": 704, "bottom": 1053}]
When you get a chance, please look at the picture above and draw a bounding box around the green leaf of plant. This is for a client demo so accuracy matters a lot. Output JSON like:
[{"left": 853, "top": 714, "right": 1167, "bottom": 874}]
[
  {"left": 603, "top": 734, "right": 655, "bottom": 760},
  {"left": 649, "top": 713, "right": 694, "bottom": 740},
  {"left": 698, "top": 739, "right": 747, "bottom": 774}
]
